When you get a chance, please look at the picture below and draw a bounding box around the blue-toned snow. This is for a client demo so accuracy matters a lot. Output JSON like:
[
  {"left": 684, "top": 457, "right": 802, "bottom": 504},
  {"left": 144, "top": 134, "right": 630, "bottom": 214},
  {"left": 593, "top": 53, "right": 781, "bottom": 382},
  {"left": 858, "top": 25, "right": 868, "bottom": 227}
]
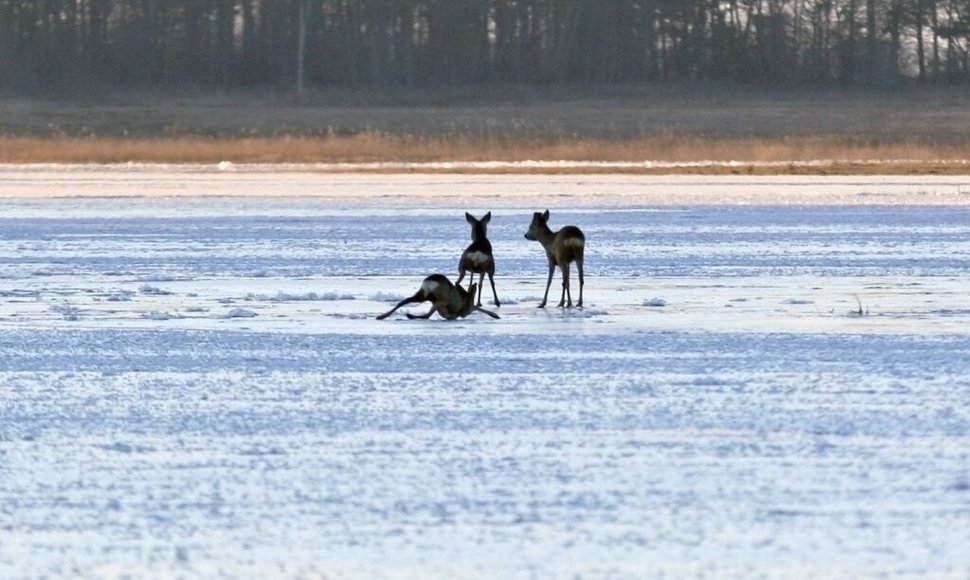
[{"left": 1, "top": 170, "right": 969, "bottom": 579}]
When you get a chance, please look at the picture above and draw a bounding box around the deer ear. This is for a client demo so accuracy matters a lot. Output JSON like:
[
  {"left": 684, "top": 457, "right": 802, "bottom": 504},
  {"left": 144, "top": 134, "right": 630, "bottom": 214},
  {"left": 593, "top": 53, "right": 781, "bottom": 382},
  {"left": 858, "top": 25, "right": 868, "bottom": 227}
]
[
  {"left": 482, "top": 211, "right": 491, "bottom": 224},
  {"left": 541, "top": 209, "right": 550, "bottom": 221},
  {"left": 465, "top": 212, "right": 475, "bottom": 224}
]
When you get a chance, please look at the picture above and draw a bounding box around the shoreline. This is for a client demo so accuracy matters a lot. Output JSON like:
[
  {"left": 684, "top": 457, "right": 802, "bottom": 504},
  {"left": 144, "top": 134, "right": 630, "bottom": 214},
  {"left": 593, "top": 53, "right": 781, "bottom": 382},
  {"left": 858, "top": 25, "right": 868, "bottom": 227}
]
[
  {"left": 1, "top": 158, "right": 970, "bottom": 176},
  {"left": 2, "top": 167, "right": 969, "bottom": 207}
]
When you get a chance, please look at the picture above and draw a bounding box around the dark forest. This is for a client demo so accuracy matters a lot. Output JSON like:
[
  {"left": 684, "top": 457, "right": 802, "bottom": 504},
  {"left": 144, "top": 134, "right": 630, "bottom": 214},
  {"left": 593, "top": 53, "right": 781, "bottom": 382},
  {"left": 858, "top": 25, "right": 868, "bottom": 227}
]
[{"left": 2, "top": 1, "right": 969, "bottom": 92}]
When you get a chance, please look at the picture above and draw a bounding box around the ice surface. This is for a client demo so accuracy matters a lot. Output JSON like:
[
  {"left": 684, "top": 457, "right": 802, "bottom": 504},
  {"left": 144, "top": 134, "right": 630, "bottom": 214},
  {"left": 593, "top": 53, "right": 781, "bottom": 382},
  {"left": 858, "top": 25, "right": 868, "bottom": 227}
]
[
  {"left": 3, "top": 165, "right": 970, "bottom": 210},
  {"left": 1, "top": 168, "right": 969, "bottom": 578}
]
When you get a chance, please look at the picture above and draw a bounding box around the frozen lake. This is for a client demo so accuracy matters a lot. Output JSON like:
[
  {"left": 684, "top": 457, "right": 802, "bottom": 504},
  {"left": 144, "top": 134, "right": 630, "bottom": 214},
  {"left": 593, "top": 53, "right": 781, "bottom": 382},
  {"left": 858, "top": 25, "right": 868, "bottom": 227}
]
[{"left": 1, "top": 168, "right": 969, "bottom": 578}]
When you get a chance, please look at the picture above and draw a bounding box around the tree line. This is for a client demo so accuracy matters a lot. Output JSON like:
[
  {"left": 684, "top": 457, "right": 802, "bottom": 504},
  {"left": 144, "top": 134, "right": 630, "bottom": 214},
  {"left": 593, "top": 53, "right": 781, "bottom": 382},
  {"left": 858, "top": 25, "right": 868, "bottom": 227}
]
[{"left": 2, "top": 0, "right": 969, "bottom": 91}]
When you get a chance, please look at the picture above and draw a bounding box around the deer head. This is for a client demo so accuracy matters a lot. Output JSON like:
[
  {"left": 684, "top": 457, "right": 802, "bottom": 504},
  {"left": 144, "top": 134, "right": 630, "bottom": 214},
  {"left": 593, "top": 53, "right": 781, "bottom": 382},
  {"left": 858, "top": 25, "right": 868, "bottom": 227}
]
[
  {"left": 524, "top": 210, "right": 551, "bottom": 242},
  {"left": 466, "top": 211, "right": 491, "bottom": 242},
  {"left": 455, "top": 282, "right": 477, "bottom": 316}
]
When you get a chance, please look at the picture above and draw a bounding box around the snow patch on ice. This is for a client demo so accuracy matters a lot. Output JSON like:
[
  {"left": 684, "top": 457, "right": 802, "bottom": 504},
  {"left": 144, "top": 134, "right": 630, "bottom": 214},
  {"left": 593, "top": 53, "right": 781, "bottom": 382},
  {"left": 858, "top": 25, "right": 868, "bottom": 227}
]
[
  {"left": 245, "top": 291, "right": 355, "bottom": 302},
  {"left": 320, "top": 291, "right": 356, "bottom": 301},
  {"left": 332, "top": 313, "right": 378, "bottom": 320},
  {"left": 239, "top": 446, "right": 287, "bottom": 456},
  {"left": 141, "top": 310, "right": 183, "bottom": 321},
  {"left": 139, "top": 284, "right": 173, "bottom": 296},
  {"left": 370, "top": 291, "right": 407, "bottom": 302},
  {"left": 643, "top": 297, "right": 667, "bottom": 307},
  {"left": 50, "top": 303, "right": 80, "bottom": 320},
  {"left": 561, "top": 308, "right": 607, "bottom": 318},
  {"left": 688, "top": 376, "right": 734, "bottom": 386},
  {"left": 100, "top": 442, "right": 154, "bottom": 454},
  {"left": 217, "top": 308, "right": 258, "bottom": 319},
  {"left": 0, "top": 289, "right": 40, "bottom": 298}
]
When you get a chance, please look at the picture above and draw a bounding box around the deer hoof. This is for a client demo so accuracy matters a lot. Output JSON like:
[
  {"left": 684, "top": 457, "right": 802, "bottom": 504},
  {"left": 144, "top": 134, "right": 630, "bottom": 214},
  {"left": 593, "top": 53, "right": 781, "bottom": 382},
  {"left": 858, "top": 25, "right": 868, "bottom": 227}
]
[{"left": 537, "top": 302, "right": 546, "bottom": 308}]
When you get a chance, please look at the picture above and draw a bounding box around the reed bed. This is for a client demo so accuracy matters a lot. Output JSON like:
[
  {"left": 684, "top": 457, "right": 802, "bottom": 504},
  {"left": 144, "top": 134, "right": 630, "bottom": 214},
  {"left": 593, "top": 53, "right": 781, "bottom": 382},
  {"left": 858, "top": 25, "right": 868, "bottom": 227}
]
[
  {"left": 4, "top": 86, "right": 970, "bottom": 173},
  {"left": 1, "top": 133, "right": 969, "bottom": 174}
]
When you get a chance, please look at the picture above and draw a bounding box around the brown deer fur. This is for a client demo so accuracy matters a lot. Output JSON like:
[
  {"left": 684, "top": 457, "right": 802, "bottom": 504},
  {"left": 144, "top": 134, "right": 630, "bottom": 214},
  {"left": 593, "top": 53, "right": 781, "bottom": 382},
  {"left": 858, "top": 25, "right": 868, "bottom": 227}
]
[
  {"left": 456, "top": 211, "right": 500, "bottom": 307},
  {"left": 524, "top": 209, "right": 585, "bottom": 308},
  {"left": 376, "top": 274, "right": 500, "bottom": 320}
]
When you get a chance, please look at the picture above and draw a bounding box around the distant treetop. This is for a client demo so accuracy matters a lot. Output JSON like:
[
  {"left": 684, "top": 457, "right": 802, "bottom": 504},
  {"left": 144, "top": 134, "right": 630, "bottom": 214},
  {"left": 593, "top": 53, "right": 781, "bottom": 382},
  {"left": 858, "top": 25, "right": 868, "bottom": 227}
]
[{"left": 2, "top": 0, "right": 968, "bottom": 91}]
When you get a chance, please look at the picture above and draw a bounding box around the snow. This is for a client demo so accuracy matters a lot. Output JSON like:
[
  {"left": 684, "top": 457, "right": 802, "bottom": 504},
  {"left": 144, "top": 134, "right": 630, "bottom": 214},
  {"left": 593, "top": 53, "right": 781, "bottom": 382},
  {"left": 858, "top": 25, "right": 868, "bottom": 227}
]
[
  {"left": 3, "top": 164, "right": 970, "bottom": 209},
  {"left": 1, "top": 168, "right": 969, "bottom": 578}
]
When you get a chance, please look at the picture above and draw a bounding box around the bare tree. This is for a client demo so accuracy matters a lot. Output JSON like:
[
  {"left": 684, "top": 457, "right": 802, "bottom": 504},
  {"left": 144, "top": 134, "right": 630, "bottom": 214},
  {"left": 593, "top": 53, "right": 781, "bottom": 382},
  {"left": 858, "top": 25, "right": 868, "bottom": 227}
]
[{"left": 2, "top": 0, "right": 969, "bottom": 91}]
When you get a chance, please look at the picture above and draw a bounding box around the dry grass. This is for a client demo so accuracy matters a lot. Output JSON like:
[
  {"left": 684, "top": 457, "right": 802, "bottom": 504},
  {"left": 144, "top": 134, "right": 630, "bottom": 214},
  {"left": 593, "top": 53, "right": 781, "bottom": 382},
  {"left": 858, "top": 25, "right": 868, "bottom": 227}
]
[
  {"left": 1, "top": 133, "right": 969, "bottom": 174},
  {"left": 3, "top": 86, "right": 970, "bottom": 173}
]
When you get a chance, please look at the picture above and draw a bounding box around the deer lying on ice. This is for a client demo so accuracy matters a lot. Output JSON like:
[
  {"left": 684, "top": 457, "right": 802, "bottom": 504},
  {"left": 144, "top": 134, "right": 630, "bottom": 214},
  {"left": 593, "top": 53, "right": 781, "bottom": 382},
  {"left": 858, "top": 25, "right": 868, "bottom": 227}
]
[
  {"left": 524, "top": 209, "right": 585, "bottom": 308},
  {"left": 376, "top": 275, "right": 500, "bottom": 320},
  {"left": 455, "top": 211, "right": 500, "bottom": 307}
]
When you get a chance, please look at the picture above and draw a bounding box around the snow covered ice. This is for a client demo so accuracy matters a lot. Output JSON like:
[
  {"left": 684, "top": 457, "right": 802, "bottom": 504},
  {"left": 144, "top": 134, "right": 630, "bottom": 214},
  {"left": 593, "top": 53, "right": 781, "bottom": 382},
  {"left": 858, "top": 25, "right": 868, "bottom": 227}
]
[{"left": 1, "top": 168, "right": 969, "bottom": 578}]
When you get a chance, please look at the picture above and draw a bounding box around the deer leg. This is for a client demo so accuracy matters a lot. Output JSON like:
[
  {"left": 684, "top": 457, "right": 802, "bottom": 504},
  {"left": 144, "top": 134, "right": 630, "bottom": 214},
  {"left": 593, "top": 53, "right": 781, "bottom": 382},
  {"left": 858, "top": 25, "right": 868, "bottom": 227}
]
[
  {"left": 539, "top": 262, "right": 555, "bottom": 308},
  {"left": 487, "top": 271, "right": 500, "bottom": 307},
  {"left": 576, "top": 258, "right": 584, "bottom": 308},
  {"left": 559, "top": 262, "right": 571, "bottom": 308},
  {"left": 406, "top": 306, "right": 437, "bottom": 320},
  {"left": 376, "top": 292, "right": 426, "bottom": 320},
  {"left": 476, "top": 272, "right": 485, "bottom": 306},
  {"left": 474, "top": 306, "right": 501, "bottom": 319}
]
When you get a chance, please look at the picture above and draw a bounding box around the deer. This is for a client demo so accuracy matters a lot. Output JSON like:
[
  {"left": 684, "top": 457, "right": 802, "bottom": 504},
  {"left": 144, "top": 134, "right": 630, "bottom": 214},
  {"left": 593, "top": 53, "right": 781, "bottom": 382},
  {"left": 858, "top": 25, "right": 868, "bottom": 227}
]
[
  {"left": 376, "top": 274, "right": 500, "bottom": 320},
  {"left": 524, "top": 209, "right": 585, "bottom": 308},
  {"left": 455, "top": 211, "right": 500, "bottom": 307}
]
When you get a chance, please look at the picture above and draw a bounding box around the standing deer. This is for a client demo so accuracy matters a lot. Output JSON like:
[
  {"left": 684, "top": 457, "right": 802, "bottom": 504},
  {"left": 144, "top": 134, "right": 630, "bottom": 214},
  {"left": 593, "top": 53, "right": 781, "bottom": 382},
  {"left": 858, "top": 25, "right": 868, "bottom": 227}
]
[
  {"left": 524, "top": 209, "right": 585, "bottom": 308},
  {"left": 455, "top": 211, "right": 500, "bottom": 307},
  {"left": 376, "top": 274, "right": 500, "bottom": 320}
]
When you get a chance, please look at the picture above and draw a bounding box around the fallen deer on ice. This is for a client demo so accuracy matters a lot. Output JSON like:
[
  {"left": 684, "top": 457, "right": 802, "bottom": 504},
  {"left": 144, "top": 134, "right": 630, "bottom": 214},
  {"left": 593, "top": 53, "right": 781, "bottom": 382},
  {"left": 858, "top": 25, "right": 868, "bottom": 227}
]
[
  {"left": 524, "top": 209, "right": 585, "bottom": 308},
  {"left": 376, "top": 275, "right": 501, "bottom": 320},
  {"left": 456, "top": 211, "right": 500, "bottom": 307}
]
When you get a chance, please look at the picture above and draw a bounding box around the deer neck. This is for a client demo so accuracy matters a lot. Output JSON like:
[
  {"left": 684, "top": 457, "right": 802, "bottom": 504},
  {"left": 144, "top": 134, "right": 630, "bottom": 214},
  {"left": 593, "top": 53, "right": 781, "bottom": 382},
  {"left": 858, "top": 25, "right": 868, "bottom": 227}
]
[
  {"left": 534, "top": 223, "right": 556, "bottom": 249},
  {"left": 471, "top": 224, "right": 483, "bottom": 241}
]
